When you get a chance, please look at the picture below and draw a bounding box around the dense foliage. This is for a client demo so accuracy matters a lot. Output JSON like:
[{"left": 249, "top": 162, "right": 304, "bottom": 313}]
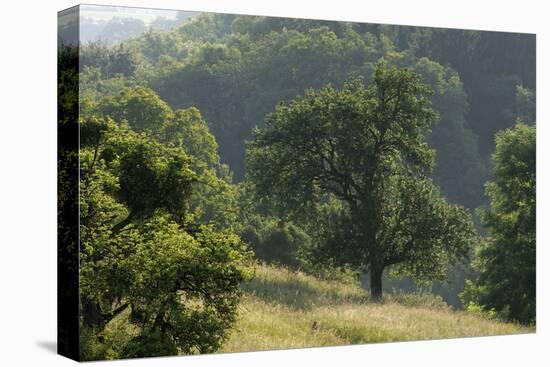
[
  {"left": 78, "top": 88, "right": 253, "bottom": 359},
  {"left": 79, "top": 14, "right": 536, "bottom": 213},
  {"left": 69, "top": 12, "right": 536, "bottom": 360},
  {"left": 247, "top": 63, "right": 478, "bottom": 299},
  {"left": 461, "top": 122, "right": 536, "bottom": 324}
]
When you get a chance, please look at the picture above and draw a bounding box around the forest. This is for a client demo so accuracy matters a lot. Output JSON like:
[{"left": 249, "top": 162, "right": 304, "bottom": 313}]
[{"left": 58, "top": 9, "right": 536, "bottom": 360}]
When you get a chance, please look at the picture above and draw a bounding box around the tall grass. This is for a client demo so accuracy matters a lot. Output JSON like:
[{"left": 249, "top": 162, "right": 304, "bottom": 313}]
[
  {"left": 242, "top": 264, "right": 368, "bottom": 310},
  {"left": 86, "top": 264, "right": 532, "bottom": 357},
  {"left": 221, "top": 264, "right": 532, "bottom": 353}
]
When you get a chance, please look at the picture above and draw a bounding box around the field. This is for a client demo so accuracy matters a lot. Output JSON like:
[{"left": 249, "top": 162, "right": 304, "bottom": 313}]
[{"left": 221, "top": 265, "right": 532, "bottom": 353}]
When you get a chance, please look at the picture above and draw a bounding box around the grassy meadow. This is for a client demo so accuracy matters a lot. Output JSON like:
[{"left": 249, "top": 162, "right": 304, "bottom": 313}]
[
  {"left": 93, "top": 263, "right": 532, "bottom": 359},
  {"left": 221, "top": 265, "right": 532, "bottom": 353}
]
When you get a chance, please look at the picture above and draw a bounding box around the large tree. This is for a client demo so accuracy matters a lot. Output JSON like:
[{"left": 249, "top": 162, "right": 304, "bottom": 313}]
[
  {"left": 247, "top": 62, "right": 477, "bottom": 299},
  {"left": 463, "top": 122, "right": 536, "bottom": 324},
  {"left": 78, "top": 89, "right": 253, "bottom": 359}
]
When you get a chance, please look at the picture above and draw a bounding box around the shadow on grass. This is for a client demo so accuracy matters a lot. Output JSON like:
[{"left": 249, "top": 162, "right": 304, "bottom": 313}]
[
  {"left": 332, "top": 324, "right": 400, "bottom": 344},
  {"left": 242, "top": 273, "right": 368, "bottom": 311}
]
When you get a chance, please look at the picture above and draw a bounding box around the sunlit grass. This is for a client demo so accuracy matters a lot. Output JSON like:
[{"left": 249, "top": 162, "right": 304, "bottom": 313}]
[
  {"left": 241, "top": 264, "right": 368, "bottom": 310},
  {"left": 221, "top": 264, "right": 532, "bottom": 353}
]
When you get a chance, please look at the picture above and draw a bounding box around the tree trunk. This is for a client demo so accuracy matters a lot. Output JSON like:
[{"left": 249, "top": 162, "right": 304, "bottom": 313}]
[
  {"left": 81, "top": 297, "right": 106, "bottom": 329},
  {"left": 110, "top": 212, "right": 135, "bottom": 236},
  {"left": 81, "top": 297, "right": 128, "bottom": 329},
  {"left": 370, "top": 265, "right": 384, "bottom": 301}
]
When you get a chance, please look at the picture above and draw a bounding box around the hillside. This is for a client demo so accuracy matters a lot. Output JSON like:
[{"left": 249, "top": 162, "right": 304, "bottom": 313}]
[{"left": 221, "top": 265, "right": 532, "bottom": 353}]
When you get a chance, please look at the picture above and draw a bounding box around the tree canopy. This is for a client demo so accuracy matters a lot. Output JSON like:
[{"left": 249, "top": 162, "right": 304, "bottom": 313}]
[
  {"left": 247, "top": 62, "right": 477, "bottom": 299},
  {"left": 78, "top": 88, "right": 253, "bottom": 359},
  {"left": 462, "top": 122, "right": 536, "bottom": 324}
]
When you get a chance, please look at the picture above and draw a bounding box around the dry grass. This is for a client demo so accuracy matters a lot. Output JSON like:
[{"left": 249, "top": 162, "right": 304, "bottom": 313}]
[{"left": 221, "top": 264, "right": 532, "bottom": 353}]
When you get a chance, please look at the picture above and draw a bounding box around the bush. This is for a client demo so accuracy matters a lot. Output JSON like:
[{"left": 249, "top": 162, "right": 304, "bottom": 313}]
[
  {"left": 239, "top": 219, "right": 309, "bottom": 269},
  {"left": 464, "top": 302, "right": 499, "bottom": 321}
]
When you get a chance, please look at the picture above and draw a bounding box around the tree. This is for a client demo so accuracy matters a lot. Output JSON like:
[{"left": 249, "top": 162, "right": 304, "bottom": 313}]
[
  {"left": 79, "top": 103, "right": 253, "bottom": 359},
  {"left": 97, "top": 17, "right": 146, "bottom": 45},
  {"left": 98, "top": 86, "right": 174, "bottom": 133},
  {"left": 462, "top": 122, "right": 536, "bottom": 324},
  {"left": 404, "top": 28, "right": 536, "bottom": 156},
  {"left": 239, "top": 217, "right": 310, "bottom": 269},
  {"left": 80, "top": 41, "right": 140, "bottom": 78},
  {"left": 142, "top": 19, "right": 486, "bottom": 214},
  {"left": 412, "top": 57, "right": 486, "bottom": 208},
  {"left": 96, "top": 87, "right": 240, "bottom": 229},
  {"left": 161, "top": 107, "right": 240, "bottom": 229},
  {"left": 515, "top": 85, "right": 536, "bottom": 124},
  {"left": 247, "top": 62, "right": 477, "bottom": 299},
  {"left": 108, "top": 43, "right": 140, "bottom": 77}
]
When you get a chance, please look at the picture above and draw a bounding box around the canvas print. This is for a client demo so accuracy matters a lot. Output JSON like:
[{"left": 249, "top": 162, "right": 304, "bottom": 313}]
[{"left": 58, "top": 4, "right": 536, "bottom": 361}]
